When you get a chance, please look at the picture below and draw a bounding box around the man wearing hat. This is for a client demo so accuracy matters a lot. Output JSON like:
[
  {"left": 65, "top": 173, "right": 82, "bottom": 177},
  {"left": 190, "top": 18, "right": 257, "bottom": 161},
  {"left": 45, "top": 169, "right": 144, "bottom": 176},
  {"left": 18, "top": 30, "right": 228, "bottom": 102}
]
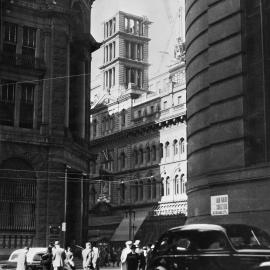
[
  {"left": 52, "top": 241, "right": 66, "bottom": 270},
  {"left": 120, "top": 240, "right": 132, "bottom": 270},
  {"left": 134, "top": 240, "right": 146, "bottom": 270},
  {"left": 82, "top": 242, "right": 98, "bottom": 270}
]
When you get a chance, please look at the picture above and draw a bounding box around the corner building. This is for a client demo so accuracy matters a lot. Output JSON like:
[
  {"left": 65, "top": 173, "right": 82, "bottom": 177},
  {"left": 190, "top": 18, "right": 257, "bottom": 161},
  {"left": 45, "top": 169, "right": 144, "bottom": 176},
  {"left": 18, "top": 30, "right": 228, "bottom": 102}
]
[
  {"left": 89, "top": 11, "right": 187, "bottom": 245},
  {"left": 186, "top": 0, "right": 270, "bottom": 231},
  {"left": 0, "top": 0, "right": 99, "bottom": 252}
]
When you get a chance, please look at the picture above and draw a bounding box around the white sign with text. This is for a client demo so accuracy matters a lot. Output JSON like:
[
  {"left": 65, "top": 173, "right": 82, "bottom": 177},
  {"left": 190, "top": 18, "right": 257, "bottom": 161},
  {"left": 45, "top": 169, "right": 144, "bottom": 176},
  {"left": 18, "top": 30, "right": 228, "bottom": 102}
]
[{"left": 211, "top": 195, "right": 229, "bottom": 216}]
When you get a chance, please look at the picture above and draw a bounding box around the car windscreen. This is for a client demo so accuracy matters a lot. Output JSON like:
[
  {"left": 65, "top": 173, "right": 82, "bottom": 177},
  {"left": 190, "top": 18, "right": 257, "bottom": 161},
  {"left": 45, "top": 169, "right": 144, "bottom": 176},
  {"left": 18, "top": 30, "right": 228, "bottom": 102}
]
[
  {"left": 9, "top": 253, "right": 19, "bottom": 261},
  {"left": 224, "top": 225, "right": 270, "bottom": 249}
]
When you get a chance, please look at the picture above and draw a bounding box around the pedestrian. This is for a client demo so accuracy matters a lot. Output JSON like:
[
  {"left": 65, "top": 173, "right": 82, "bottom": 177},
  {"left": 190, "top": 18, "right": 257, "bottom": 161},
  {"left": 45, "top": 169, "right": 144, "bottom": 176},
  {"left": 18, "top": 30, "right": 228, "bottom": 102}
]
[
  {"left": 82, "top": 242, "right": 98, "bottom": 270},
  {"left": 16, "top": 247, "right": 29, "bottom": 270},
  {"left": 42, "top": 245, "right": 53, "bottom": 270},
  {"left": 65, "top": 246, "right": 75, "bottom": 270},
  {"left": 52, "top": 241, "right": 66, "bottom": 270},
  {"left": 92, "top": 242, "right": 100, "bottom": 270},
  {"left": 126, "top": 245, "right": 140, "bottom": 270},
  {"left": 110, "top": 247, "right": 117, "bottom": 267},
  {"left": 120, "top": 240, "right": 132, "bottom": 270},
  {"left": 134, "top": 240, "right": 145, "bottom": 270}
]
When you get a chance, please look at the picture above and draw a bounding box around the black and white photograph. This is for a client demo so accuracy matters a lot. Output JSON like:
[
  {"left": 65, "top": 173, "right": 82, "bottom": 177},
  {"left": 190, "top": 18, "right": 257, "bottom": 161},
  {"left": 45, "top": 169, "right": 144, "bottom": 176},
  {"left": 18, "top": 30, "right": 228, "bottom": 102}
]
[{"left": 0, "top": 0, "right": 270, "bottom": 269}]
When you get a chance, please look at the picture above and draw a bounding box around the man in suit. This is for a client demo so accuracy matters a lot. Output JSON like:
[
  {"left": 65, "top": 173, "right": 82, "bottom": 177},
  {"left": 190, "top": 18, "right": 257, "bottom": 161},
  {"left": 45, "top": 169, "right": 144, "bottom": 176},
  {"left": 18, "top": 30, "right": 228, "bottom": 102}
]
[
  {"left": 82, "top": 242, "right": 98, "bottom": 270},
  {"left": 52, "top": 241, "right": 66, "bottom": 270}
]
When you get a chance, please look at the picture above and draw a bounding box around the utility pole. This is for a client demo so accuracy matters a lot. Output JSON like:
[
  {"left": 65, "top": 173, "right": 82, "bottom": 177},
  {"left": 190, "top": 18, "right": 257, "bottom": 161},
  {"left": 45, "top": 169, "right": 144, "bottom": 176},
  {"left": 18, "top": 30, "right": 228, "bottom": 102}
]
[{"left": 126, "top": 207, "right": 135, "bottom": 241}]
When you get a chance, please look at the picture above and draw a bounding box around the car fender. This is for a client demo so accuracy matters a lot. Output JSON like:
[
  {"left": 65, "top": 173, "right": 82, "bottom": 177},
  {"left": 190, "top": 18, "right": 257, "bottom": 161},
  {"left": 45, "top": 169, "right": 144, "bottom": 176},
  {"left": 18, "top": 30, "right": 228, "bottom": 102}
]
[{"left": 154, "top": 266, "right": 167, "bottom": 270}]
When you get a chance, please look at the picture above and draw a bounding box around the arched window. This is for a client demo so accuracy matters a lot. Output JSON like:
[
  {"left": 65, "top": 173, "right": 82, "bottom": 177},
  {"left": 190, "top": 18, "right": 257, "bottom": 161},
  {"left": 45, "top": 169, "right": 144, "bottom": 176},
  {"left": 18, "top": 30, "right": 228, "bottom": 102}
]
[
  {"left": 120, "top": 152, "right": 126, "bottom": 169},
  {"left": 120, "top": 182, "right": 125, "bottom": 201},
  {"left": 174, "top": 175, "right": 179, "bottom": 195},
  {"left": 110, "top": 115, "right": 114, "bottom": 130},
  {"left": 180, "top": 174, "right": 186, "bottom": 194},
  {"left": 180, "top": 138, "right": 185, "bottom": 154},
  {"left": 152, "top": 145, "right": 156, "bottom": 161},
  {"left": 139, "top": 180, "right": 144, "bottom": 200},
  {"left": 134, "top": 149, "right": 138, "bottom": 165},
  {"left": 135, "top": 181, "right": 139, "bottom": 201},
  {"left": 159, "top": 143, "right": 163, "bottom": 159},
  {"left": 147, "top": 178, "right": 151, "bottom": 199},
  {"left": 165, "top": 177, "right": 170, "bottom": 195},
  {"left": 93, "top": 119, "right": 97, "bottom": 137},
  {"left": 121, "top": 109, "right": 126, "bottom": 127},
  {"left": 139, "top": 148, "right": 144, "bottom": 164},
  {"left": 146, "top": 146, "right": 151, "bottom": 162},
  {"left": 161, "top": 178, "right": 164, "bottom": 196},
  {"left": 173, "top": 139, "right": 178, "bottom": 156},
  {"left": 152, "top": 178, "right": 156, "bottom": 199},
  {"left": 165, "top": 142, "right": 170, "bottom": 157}
]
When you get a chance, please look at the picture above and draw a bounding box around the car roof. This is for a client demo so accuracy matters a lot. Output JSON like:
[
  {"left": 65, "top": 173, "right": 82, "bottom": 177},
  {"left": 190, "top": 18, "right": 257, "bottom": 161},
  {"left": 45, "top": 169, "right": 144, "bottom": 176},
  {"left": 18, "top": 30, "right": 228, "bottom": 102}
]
[
  {"left": 9, "top": 248, "right": 47, "bottom": 261},
  {"left": 169, "top": 223, "right": 226, "bottom": 232}
]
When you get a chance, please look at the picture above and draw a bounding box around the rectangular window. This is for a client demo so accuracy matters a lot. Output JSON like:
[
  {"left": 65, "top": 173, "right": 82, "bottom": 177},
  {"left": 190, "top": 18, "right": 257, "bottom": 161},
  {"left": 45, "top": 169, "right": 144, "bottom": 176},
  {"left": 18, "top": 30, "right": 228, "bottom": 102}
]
[
  {"left": 22, "top": 26, "right": 36, "bottom": 67},
  {"left": 130, "top": 19, "right": 135, "bottom": 33},
  {"left": 0, "top": 80, "right": 16, "bottom": 126},
  {"left": 125, "top": 41, "right": 129, "bottom": 58},
  {"left": 125, "top": 17, "right": 129, "bottom": 32},
  {"left": 113, "top": 18, "right": 116, "bottom": 33},
  {"left": 20, "top": 84, "right": 34, "bottom": 128},
  {"left": 4, "top": 22, "right": 17, "bottom": 43},
  {"left": 177, "top": 96, "right": 182, "bottom": 104},
  {"left": 131, "top": 43, "right": 135, "bottom": 60},
  {"left": 23, "top": 26, "right": 36, "bottom": 48}
]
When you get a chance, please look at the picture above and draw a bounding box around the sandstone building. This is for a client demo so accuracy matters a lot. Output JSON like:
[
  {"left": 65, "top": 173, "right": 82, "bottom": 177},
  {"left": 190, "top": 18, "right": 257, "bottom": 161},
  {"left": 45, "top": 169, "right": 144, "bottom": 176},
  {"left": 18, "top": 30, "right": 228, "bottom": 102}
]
[
  {"left": 89, "top": 11, "right": 187, "bottom": 244},
  {"left": 0, "top": 0, "right": 99, "bottom": 252},
  {"left": 186, "top": 0, "right": 270, "bottom": 231}
]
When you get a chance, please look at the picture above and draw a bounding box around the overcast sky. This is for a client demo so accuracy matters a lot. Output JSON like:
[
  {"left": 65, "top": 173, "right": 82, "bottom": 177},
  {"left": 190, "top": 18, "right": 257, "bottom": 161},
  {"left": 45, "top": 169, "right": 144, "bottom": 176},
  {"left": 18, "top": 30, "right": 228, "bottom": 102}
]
[{"left": 90, "top": 0, "right": 185, "bottom": 85}]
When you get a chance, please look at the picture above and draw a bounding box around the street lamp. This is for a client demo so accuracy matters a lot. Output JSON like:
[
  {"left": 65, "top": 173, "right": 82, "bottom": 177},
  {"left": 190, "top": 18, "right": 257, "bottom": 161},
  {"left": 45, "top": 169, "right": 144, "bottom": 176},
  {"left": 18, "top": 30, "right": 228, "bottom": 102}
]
[{"left": 63, "top": 164, "right": 71, "bottom": 247}]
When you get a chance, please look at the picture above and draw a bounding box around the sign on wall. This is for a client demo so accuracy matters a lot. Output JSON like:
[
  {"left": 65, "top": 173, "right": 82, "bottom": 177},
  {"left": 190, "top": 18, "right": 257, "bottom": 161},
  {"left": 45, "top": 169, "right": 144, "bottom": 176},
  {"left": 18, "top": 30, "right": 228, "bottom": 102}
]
[{"left": 211, "top": 195, "right": 229, "bottom": 216}]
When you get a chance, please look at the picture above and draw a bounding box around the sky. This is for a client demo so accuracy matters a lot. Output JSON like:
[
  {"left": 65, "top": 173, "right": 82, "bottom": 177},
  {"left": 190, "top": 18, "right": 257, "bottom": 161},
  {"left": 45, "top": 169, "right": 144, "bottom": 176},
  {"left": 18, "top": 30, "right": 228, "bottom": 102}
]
[{"left": 90, "top": 0, "right": 185, "bottom": 85}]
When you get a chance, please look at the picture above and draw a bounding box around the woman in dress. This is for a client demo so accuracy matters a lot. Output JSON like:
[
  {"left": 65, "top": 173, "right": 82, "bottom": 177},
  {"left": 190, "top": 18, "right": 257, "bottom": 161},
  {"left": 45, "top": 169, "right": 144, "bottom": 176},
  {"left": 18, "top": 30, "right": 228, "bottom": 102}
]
[{"left": 65, "top": 247, "right": 75, "bottom": 270}]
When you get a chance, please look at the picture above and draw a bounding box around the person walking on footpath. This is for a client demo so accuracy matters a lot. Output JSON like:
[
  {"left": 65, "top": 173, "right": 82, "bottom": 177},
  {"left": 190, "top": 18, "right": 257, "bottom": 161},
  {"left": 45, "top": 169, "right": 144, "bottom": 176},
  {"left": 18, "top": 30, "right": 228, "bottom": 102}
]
[
  {"left": 52, "top": 241, "right": 66, "bottom": 270},
  {"left": 126, "top": 245, "right": 140, "bottom": 270},
  {"left": 42, "top": 245, "right": 53, "bottom": 270},
  {"left": 16, "top": 247, "right": 29, "bottom": 270},
  {"left": 82, "top": 242, "right": 98, "bottom": 270},
  {"left": 134, "top": 240, "right": 146, "bottom": 270},
  {"left": 65, "top": 246, "right": 75, "bottom": 270},
  {"left": 120, "top": 241, "right": 132, "bottom": 270}
]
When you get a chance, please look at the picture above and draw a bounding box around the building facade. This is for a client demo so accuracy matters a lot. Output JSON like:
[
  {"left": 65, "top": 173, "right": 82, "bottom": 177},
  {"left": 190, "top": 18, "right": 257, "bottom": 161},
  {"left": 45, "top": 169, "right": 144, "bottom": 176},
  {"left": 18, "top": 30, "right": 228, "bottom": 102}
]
[
  {"left": 0, "top": 0, "right": 99, "bottom": 253},
  {"left": 186, "top": 0, "right": 270, "bottom": 231},
  {"left": 89, "top": 11, "right": 187, "bottom": 245}
]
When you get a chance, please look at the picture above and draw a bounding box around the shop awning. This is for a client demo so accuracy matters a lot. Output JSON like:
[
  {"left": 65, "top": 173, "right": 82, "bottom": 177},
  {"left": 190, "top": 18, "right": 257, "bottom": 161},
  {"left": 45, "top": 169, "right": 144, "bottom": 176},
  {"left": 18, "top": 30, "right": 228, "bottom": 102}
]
[{"left": 110, "top": 210, "right": 149, "bottom": 242}]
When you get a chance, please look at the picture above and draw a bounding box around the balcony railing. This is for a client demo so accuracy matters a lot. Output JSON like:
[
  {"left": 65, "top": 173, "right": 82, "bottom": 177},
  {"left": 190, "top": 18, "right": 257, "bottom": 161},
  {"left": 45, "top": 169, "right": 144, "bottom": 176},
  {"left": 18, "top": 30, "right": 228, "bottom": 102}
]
[{"left": 0, "top": 52, "right": 46, "bottom": 71}]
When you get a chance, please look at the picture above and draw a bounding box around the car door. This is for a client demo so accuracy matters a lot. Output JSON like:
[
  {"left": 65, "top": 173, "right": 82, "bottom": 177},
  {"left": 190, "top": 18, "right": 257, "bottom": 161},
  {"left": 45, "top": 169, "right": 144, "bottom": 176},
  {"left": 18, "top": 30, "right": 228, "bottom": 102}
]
[
  {"left": 148, "top": 231, "right": 192, "bottom": 270},
  {"left": 190, "top": 230, "right": 238, "bottom": 270}
]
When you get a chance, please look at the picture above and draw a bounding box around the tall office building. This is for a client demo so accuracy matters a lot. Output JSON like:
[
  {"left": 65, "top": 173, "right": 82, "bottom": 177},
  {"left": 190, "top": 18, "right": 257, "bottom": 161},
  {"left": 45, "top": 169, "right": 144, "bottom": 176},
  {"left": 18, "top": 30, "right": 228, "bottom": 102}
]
[{"left": 186, "top": 0, "right": 270, "bottom": 231}]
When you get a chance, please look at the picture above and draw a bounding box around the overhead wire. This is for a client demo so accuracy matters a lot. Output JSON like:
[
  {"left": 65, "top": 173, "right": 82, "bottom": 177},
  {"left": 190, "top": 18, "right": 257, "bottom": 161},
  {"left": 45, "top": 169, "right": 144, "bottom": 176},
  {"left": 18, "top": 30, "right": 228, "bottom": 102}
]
[{"left": 0, "top": 72, "right": 91, "bottom": 87}]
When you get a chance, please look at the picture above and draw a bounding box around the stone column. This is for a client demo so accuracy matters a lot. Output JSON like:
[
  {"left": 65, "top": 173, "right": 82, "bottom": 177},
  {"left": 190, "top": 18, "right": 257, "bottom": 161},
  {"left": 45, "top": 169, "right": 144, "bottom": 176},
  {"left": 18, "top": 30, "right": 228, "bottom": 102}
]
[
  {"left": 77, "top": 60, "right": 85, "bottom": 138},
  {"left": 40, "top": 27, "right": 52, "bottom": 135}
]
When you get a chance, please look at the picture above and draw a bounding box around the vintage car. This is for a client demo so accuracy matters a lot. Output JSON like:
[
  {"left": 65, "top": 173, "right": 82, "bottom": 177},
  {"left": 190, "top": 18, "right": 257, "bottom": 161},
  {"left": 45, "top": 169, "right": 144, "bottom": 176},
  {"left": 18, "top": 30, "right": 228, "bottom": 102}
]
[
  {"left": 147, "top": 224, "right": 270, "bottom": 270},
  {"left": 0, "top": 248, "right": 47, "bottom": 270}
]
